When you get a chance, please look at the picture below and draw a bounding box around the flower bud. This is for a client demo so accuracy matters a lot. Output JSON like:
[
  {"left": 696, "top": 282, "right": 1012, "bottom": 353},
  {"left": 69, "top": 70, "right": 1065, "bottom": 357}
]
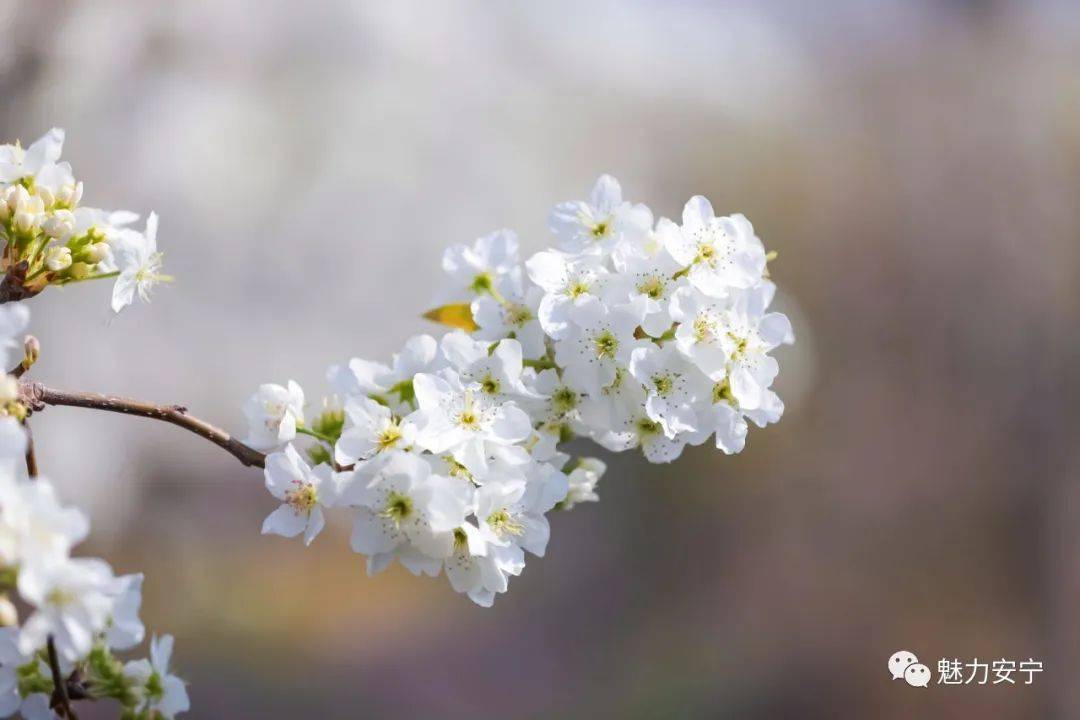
[
  {"left": 86, "top": 241, "right": 110, "bottom": 263},
  {"left": 67, "top": 262, "right": 89, "bottom": 280},
  {"left": 13, "top": 211, "right": 36, "bottom": 233},
  {"left": 57, "top": 181, "right": 83, "bottom": 208},
  {"left": 42, "top": 209, "right": 75, "bottom": 239},
  {"left": 45, "top": 246, "right": 72, "bottom": 271},
  {"left": 5, "top": 185, "right": 28, "bottom": 212},
  {"left": 0, "top": 596, "right": 16, "bottom": 627},
  {"left": 36, "top": 185, "right": 55, "bottom": 209},
  {"left": 23, "top": 335, "right": 39, "bottom": 370}
]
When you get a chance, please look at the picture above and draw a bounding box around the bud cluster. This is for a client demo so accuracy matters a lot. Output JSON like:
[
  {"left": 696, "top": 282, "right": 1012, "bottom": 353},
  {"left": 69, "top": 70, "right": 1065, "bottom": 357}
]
[{"left": 0, "top": 129, "right": 166, "bottom": 311}]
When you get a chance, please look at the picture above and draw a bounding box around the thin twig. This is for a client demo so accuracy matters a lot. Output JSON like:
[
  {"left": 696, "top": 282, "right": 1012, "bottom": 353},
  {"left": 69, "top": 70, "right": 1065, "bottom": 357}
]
[
  {"left": 46, "top": 635, "right": 77, "bottom": 719},
  {"left": 20, "top": 380, "right": 266, "bottom": 468}
]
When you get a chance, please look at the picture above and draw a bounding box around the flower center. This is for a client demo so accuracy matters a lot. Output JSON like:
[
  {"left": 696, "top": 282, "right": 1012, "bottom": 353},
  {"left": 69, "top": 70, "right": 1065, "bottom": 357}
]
[
  {"left": 712, "top": 378, "right": 737, "bottom": 406},
  {"left": 285, "top": 482, "right": 318, "bottom": 514},
  {"left": 380, "top": 492, "right": 414, "bottom": 526},
  {"left": 590, "top": 220, "right": 609, "bottom": 239},
  {"left": 652, "top": 373, "right": 675, "bottom": 398},
  {"left": 593, "top": 330, "right": 618, "bottom": 359},
  {"left": 567, "top": 279, "right": 591, "bottom": 298},
  {"left": 480, "top": 373, "right": 500, "bottom": 395},
  {"left": 552, "top": 386, "right": 578, "bottom": 412},
  {"left": 636, "top": 417, "right": 662, "bottom": 437},
  {"left": 486, "top": 509, "right": 524, "bottom": 537},
  {"left": 376, "top": 421, "right": 403, "bottom": 451},
  {"left": 507, "top": 304, "right": 532, "bottom": 327},
  {"left": 637, "top": 275, "right": 666, "bottom": 300}
]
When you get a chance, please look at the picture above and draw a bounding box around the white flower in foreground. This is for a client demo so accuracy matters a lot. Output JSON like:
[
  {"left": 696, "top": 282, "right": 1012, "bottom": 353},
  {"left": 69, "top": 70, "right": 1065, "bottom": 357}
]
[
  {"left": 628, "top": 344, "right": 710, "bottom": 437},
  {"left": 526, "top": 250, "right": 611, "bottom": 339},
  {"left": 328, "top": 334, "right": 443, "bottom": 413},
  {"left": 242, "top": 380, "right": 305, "bottom": 450},
  {"left": 659, "top": 197, "right": 766, "bottom": 298},
  {"left": 440, "top": 228, "right": 522, "bottom": 301},
  {"left": 610, "top": 243, "right": 685, "bottom": 337},
  {"left": 413, "top": 369, "right": 532, "bottom": 478},
  {"left": 476, "top": 464, "right": 567, "bottom": 557},
  {"left": 712, "top": 287, "right": 792, "bottom": 411},
  {"left": 444, "top": 523, "right": 524, "bottom": 607},
  {"left": 471, "top": 285, "right": 547, "bottom": 359},
  {"left": 0, "top": 128, "right": 71, "bottom": 192},
  {"left": 703, "top": 380, "right": 784, "bottom": 455},
  {"left": 0, "top": 628, "right": 54, "bottom": 720},
  {"left": 549, "top": 174, "right": 652, "bottom": 255},
  {"left": 0, "top": 304, "right": 29, "bottom": 371},
  {"left": 17, "top": 556, "right": 117, "bottom": 662},
  {"left": 124, "top": 634, "right": 189, "bottom": 719},
  {"left": 439, "top": 333, "right": 533, "bottom": 404},
  {"left": 347, "top": 452, "right": 472, "bottom": 574},
  {"left": 110, "top": 212, "right": 169, "bottom": 313},
  {"left": 0, "top": 475, "right": 89, "bottom": 572},
  {"left": 553, "top": 296, "right": 643, "bottom": 395},
  {"left": 334, "top": 396, "right": 417, "bottom": 468},
  {"left": 562, "top": 458, "right": 605, "bottom": 509},
  {"left": 105, "top": 573, "right": 145, "bottom": 651},
  {"left": 262, "top": 445, "right": 340, "bottom": 546}
]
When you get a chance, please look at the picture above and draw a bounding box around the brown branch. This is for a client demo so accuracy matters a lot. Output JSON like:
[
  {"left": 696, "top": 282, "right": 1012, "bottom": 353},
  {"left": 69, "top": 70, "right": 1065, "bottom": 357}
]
[
  {"left": 20, "top": 380, "right": 266, "bottom": 468},
  {"left": 47, "top": 635, "right": 78, "bottom": 719}
]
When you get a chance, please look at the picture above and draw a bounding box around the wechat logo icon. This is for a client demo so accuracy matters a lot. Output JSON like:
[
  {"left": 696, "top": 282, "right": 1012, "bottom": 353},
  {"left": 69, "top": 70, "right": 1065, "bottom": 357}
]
[{"left": 889, "top": 650, "right": 930, "bottom": 687}]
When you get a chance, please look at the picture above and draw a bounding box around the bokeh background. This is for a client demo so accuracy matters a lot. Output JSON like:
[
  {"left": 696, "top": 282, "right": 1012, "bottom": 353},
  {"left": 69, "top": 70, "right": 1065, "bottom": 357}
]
[{"left": 3, "top": 0, "right": 1079, "bottom": 717}]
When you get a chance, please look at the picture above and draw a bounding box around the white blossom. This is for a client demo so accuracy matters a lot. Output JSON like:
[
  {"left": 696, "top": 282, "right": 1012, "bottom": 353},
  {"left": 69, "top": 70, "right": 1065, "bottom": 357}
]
[
  {"left": 123, "top": 635, "right": 190, "bottom": 719},
  {"left": 111, "top": 212, "right": 169, "bottom": 313},
  {"left": 262, "top": 445, "right": 341, "bottom": 546},
  {"left": 242, "top": 380, "right": 305, "bottom": 450}
]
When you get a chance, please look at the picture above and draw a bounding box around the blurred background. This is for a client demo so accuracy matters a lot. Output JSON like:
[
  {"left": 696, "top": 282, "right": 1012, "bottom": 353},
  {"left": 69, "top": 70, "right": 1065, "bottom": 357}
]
[{"left": 3, "top": 0, "right": 1078, "bottom": 717}]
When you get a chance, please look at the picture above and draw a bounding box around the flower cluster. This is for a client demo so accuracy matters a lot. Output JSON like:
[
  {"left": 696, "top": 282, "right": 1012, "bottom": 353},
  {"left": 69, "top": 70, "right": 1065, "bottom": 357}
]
[
  {"left": 0, "top": 129, "right": 167, "bottom": 312},
  {"left": 0, "top": 305, "right": 187, "bottom": 719},
  {"left": 245, "top": 175, "right": 793, "bottom": 606}
]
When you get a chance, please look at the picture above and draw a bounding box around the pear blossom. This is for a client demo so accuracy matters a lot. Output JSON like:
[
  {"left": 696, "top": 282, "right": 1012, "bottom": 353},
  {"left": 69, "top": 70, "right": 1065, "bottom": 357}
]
[
  {"left": 262, "top": 445, "right": 341, "bottom": 545},
  {"left": 549, "top": 174, "right": 652, "bottom": 255},
  {"left": 242, "top": 380, "right": 305, "bottom": 450},
  {"left": 105, "top": 573, "right": 146, "bottom": 651},
  {"left": 471, "top": 285, "right": 547, "bottom": 358},
  {"left": 553, "top": 296, "right": 643, "bottom": 395},
  {"left": 17, "top": 556, "right": 117, "bottom": 662},
  {"left": 413, "top": 369, "right": 532, "bottom": 478},
  {"left": 526, "top": 250, "right": 611, "bottom": 339},
  {"left": 0, "top": 128, "right": 70, "bottom": 191},
  {"left": 561, "top": 458, "right": 605, "bottom": 509},
  {"left": 110, "top": 212, "right": 169, "bottom": 312},
  {"left": 252, "top": 173, "right": 794, "bottom": 607},
  {"left": 0, "top": 304, "right": 29, "bottom": 371},
  {"left": 0, "top": 628, "right": 54, "bottom": 720},
  {"left": 440, "top": 228, "right": 522, "bottom": 302},
  {"left": 628, "top": 344, "right": 711, "bottom": 437},
  {"left": 123, "top": 635, "right": 190, "bottom": 719},
  {"left": 347, "top": 453, "right": 472, "bottom": 574},
  {"left": 334, "top": 395, "right": 417, "bottom": 468},
  {"left": 658, "top": 197, "right": 766, "bottom": 297}
]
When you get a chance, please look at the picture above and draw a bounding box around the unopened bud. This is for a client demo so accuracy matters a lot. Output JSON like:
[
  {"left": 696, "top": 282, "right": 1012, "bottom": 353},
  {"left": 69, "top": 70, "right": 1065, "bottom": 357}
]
[
  {"left": 23, "top": 335, "right": 39, "bottom": 369},
  {"left": 0, "top": 596, "right": 16, "bottom": 627},
  {"left": 67, "top": 262, "right": 89, "bottom": 280},
  {"left": 42, "top": 209, "right": 75, "bottom": 239},
  {"left": 5, "top": 185, "right": 28, "bottom": 212},
  {"left": 86, "top": 241, "right": 110, "bottom": 263},
  {"left": 57, "top": 181, "right": 83, "bottom": 208},
  {"left": 45, "top": 246, "right": 72, "bottom": 271},
  {"left": 13, "top": 211, "right": 35, "bottom": 233},
  {"left": 36, "top": 186, "right": 55, "bottom": 209}
]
